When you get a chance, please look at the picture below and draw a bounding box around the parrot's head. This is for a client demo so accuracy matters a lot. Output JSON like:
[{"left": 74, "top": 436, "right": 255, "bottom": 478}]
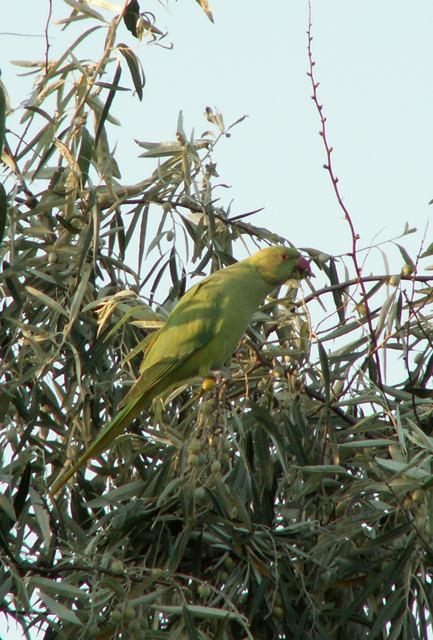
[{"left": 251, "top": 246, "right": 312, "bottom": 286}]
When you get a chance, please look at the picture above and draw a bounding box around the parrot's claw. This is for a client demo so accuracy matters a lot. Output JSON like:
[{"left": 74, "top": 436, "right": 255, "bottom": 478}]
[{"left": 212, "top": 367, "right": 232, "bottom": 385}]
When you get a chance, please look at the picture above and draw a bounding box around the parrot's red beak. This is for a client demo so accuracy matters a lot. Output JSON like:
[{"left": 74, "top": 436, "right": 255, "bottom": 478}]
[{"left": 296, "top": 256, "right": 313, "bottom": 277}]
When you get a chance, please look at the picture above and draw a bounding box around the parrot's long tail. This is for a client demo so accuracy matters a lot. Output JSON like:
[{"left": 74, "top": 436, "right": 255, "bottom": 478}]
[{"left": 50, "top": 395, "right": 146, "bottom": 497}]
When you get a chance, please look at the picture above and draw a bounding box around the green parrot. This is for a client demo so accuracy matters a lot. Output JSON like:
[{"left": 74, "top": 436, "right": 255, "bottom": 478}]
[{"left": 51, "top": 246, "right": 311, "bottom": 495}]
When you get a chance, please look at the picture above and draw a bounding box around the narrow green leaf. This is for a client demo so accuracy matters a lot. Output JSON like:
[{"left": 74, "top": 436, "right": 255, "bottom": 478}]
[
  {"left": 137, "top": 203, "right": 148, "bottom": 275},
  {"left": 395, "top": 291, "right": 402, "bottom": 329},
  {"left": 247, "top": 577, "right": 269, "bottom": 620},
  {"left": 153, "top": 604, "right": 240, "bottom": 621},
  {"left": 11, "top": 565, "right": 31, "bottom": 611},
  {"left": 0, "top": 78, "right": 7, "bottom": 157},
  {"left": 183, "top": 604, "right": 200, "bottom": 640},
  {"left": 150, "top": 259, "right": 169, "bottom": 302},
  {"left": 25, "top": 285, "right": 68, "bottom": 317},
  {"left": 95, "top": 63, "right": 122, "bottom": 148},
  {"left": 375, "top": 457, "right": 430, "bottom": 479},
  {"left": 156, "top": 477, "right": 184, "bottom": 507},
  {"left": 303, "top": 464, "right": 352, "bottom": 476},
  {"left": 329, "top": 257, "right": 345, "bottom": 323},
  {"left": 340, "top": 438, "right": 395, "bottom": 448},
  {"left": 85, "top": 480, "right": 145, "bottom": 508},
  {"left": 38, "top": 591, "right": 82, "bottom": 625},
  {"left": 77, "top": 127, "right": 93, "bottom": 187},
  {"left": 123, "top": 0, "right": 140, "bottom": 37},
  {"left": 0, "top": 183, "right": 7, "bottom": 243},
  {"left": 317, "top": 339, "right": 330, "bottom": 402},
  {"left": 341, "top": 540, "right": 414, "bottom": 626},
  {"left": 3, "top": 260, "right": 23, "bottom": 303},
  {"left": 375, "top": 290, "right": 396, "bottom": 339},
  {"left": 29, "top": 488, "right": 51, "bottom": 549},
  {"left": 369, "top": 588, "right": 406, "bottom": 638},
  {"left": 249, "top": 403, "right": 288, "bottom": 473},
  {"left": 169, "top": 245, "right": 179, "bottom": 286},
  {"left": 0, "top": 577, "right": 12, "bottom": 605},
  {"left": 62, "top": 0, "right": 106, "bottom": 21},
  {"left": 13, "top": 462, "right": 32, "bottom": 519},
  {"left": 195, "top": 0, "right": 214, "bottom": 23},
  {"left": 420, "top": 242, "right": 433, "bottom": 258},
  {"left": 31, "top": 124, "right": 68, "bottom": 180},
  {"left": 396, "top": 243, "right": 415, "bottom": 269},
  {"left": 67, "top": 263, "right": 92, "bottom": 329},
  {"left": 29, "top": 576, "right": 84, "bottom": 598},
  {"left": 168, "top": 527, "right": 191, "bottom": 573},
  {"left": 0, "top": 493, "right": 16, "bottom": 522},
  {"left": 283, "top": 411, "right": 309, "bottom": 465},
  {"left": 118, "top": 43, "right": 145, "bottom": 100}
]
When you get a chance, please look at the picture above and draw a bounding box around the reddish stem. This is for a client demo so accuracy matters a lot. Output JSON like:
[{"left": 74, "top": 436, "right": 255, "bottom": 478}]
[{"left": 307, "top": 5, "right": 386, "bottom": 396}]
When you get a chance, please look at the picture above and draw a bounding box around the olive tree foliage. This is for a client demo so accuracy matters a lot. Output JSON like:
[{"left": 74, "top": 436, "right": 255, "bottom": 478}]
[{"left": 1, "top": 2, "right": 433, "bottom": 639}]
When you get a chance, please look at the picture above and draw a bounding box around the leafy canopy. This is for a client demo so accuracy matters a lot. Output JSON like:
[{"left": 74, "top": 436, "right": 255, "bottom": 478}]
[{"left": 1, "top": 2, "right": 433, "bottom": 639}]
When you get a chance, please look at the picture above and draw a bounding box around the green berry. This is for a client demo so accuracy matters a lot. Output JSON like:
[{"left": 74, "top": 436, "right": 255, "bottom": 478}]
[
  {"left": 128, "top": 619, "right": 142, "bottom": 632},
  {"left": 111, "top": 609, "right": 122, "bottom": 623},
  {"left": 411, "top": 489, "right": 424, "bottom": 502},
  {"left": 150, "top": 567, "right": 163, "bottom": 578},
  {"left": 198, "top": 583, "right": 211, "bottom": 598},
  {"left": 388, "top": 275, "right": 400, "bottom": 286},
  {"left": 194, "top": 487, "right": 207, "bottom": 503},
  {"left": 189, "top": 438, "right": 201, "bottom": 454},
  {"left": 124, "top": 606, "right": 135, "bottom": 620},
  {"left": 111, "top": 560, "right": 124, "bottom": 575},
  {"left": 272, "top": 606, "right": 284, "bottom": 619},
  {"left": 210, "top": 460, "right": 221, "bottom": 474},
  {"left": 401, "top": 263, "right": 413, "bottom": 276},
  {"left": 222, "top": 439, "right": 231, "bottom": 452},
  {"left": 403, "top": 496, "right": 413, "bottom": 509},
  {"left": 188, "top": 453, "right": 200, "bottom": 466}
]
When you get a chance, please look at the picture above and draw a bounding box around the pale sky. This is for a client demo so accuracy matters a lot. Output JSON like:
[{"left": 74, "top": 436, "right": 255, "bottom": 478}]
[
  {"left": 1, "top": 1, "right": 433, "bottom": 637},
  {"left": 2, "top": 1, "right": 433, "bottom": 270}
]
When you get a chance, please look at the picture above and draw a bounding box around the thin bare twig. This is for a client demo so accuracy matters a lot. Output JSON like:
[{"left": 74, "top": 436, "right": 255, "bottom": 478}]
[
  {"left": 301, "top": 274, "right": 433, "bottom": 306},
  {"left": 44, "top": 0, "right": 53, "bottom": 75},
  {"left": 307, "top": 4, "right": 388, "bottom": 403}
]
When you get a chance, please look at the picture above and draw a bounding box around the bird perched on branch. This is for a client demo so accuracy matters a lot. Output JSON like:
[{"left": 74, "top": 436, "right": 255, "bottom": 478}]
[{"left": 51, "top": 245, "right": 311, "bottom": 495}]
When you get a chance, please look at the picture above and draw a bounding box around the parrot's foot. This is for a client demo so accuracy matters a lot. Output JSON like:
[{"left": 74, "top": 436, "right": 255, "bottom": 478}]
[{"left": 211, "top": 367, "right": 232, "bottom": 385}]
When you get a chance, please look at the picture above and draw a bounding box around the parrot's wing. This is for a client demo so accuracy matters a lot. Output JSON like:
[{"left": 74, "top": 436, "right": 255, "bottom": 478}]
[
  {"left": 120, "top": 327, "right": 162, "bottom": 371},
  {"left": 118, "top": 277, "right": 225, "bottom": 408},
  {"left": 139, "top": 329, "right": 161, "bottom": 372},
  {"left": 118, "top": 354, "right": 185, "bottom": 408}
]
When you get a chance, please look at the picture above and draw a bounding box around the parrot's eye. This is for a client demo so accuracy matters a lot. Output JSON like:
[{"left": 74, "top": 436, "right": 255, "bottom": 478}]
[{"left": 281, "top": 253, "right": 288, "bottom": 261}]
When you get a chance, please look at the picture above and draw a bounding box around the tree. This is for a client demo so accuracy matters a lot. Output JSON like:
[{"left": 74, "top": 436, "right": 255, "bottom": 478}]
[{"left": 1, "top": 2, "right": 433, "bottom": 638}]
